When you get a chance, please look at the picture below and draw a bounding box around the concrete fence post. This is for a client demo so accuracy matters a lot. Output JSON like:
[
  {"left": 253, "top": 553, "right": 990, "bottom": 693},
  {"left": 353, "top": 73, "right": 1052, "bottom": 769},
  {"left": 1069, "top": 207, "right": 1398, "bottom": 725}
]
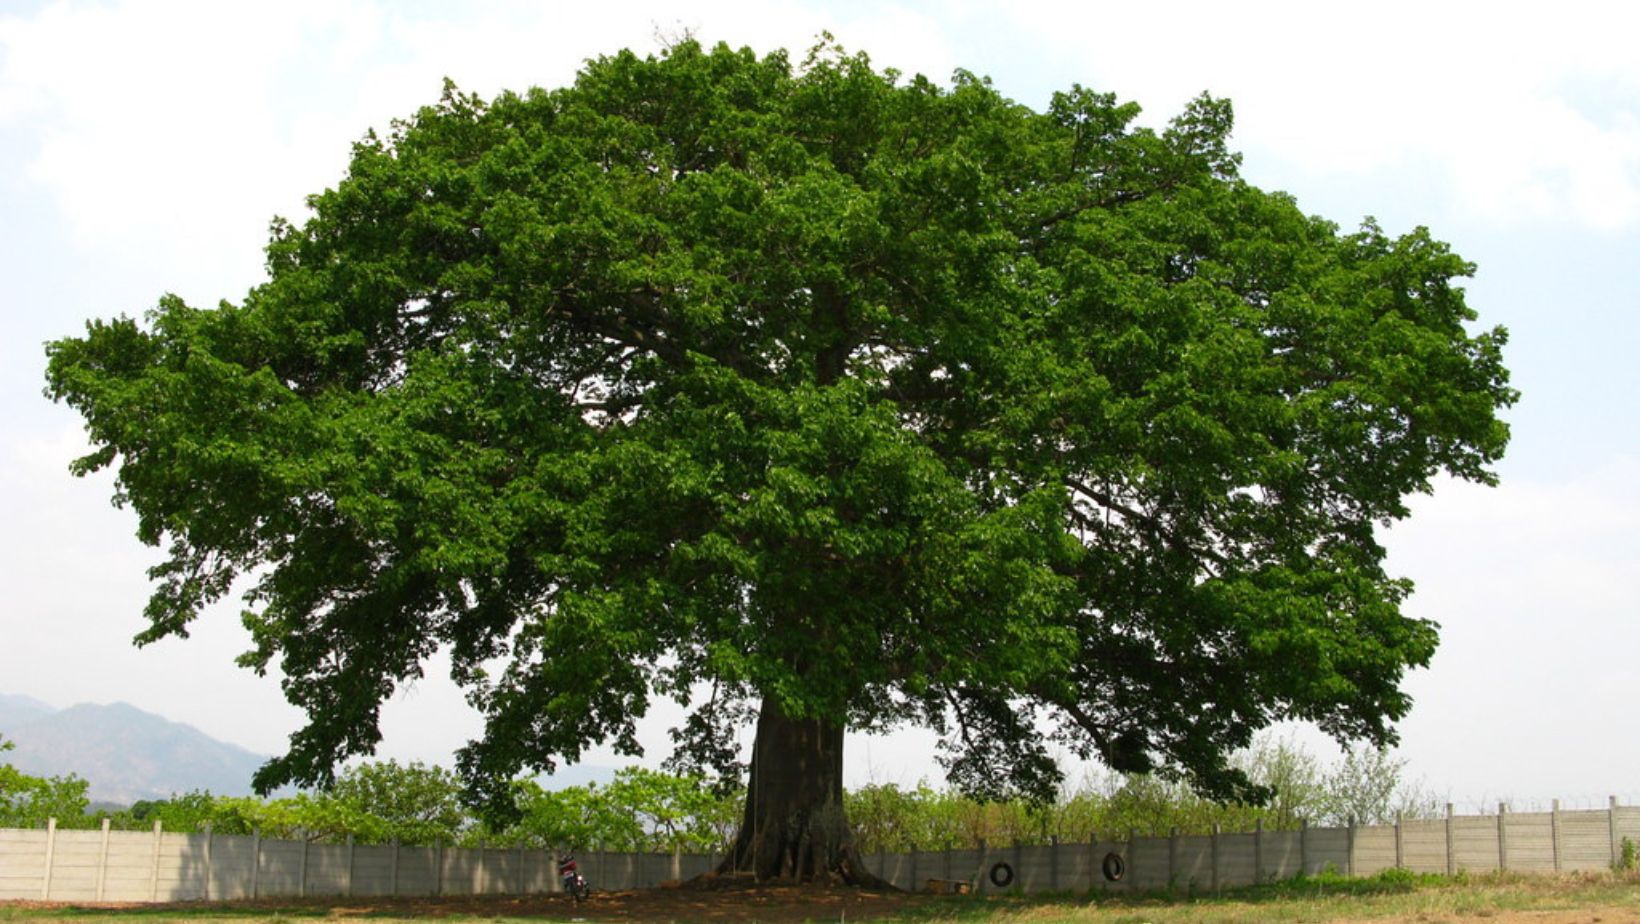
[
  {"left": 1210, "top": 824, "right": 1220, "bottom": 893},
  {"left": 1254, "top": 818, "right": 1264, "bottom": 883},
  {"left": 1168, "top": 827, "right": 1179, "bottom": 892},
  {"left": 345, "top": 834, "right": 355, "bottom": 897},
  {"left": 251, "top": 828, "right": 261, "bottom": 899},
  {"left": 977, "top": 839, "right": 987, "bottom": 892},
  {"left": 96, "top": 817, "right": 111, "bottom": 901},
  {"left": 1445, "top": 804, "right": 1455, "bottom": 876},
  {"left": 390, "top": 839, "right": 400, "bottom": 897},
  {"left": 1129, "top": 829, "right": 1139, "bottom": 885},
  {"left": 1087, "top": 833, "right": 1098, "bottom": 891},
  {"left": 41, "top": 817, "right": 57, "bottom": 900},
  {"left": 1013, "top": 839, "right": 1023, "bottom": 893},
  {"left": 944, "top": 842, "right": 952, "bottom": 882},
  {"left": 1551, "top": 799, "right": 1562, "bottom": 872},
  {"left": 298, "top": 830, "right": 309, "bottom": 898},
  {"left": 1299, "top": 819, "right": 1309, "bottom": 876},
  {"left": 1394, "top": 813, "right": 1404, "bottom": 870},
  {"left": 909, "top": 842, "right": 918, "bottom": 891},
  {"left": 204, "top": 823, "right": 214, "bottom": 901},
  {"left": 671, "top": 843, "right": 681, "bottom": 883},
  {"left": 435, "top": 839, "right": 444, "bottom": 896},
  {"left": 1497, "top": 804, "right": 1509, "bottom": 872},
  {"left": 517, "top": 843, "right": 526, "bottom": 894},
  {"left": 150, "top": 819, "right": 163, "bottom": 902},
  {"left": 1050, "top": 834, "right": 1060, "bottom": 891},
  {"left": 1610, "top": 796, "right": 1621, "bottom": 868},
  {"left": 1345, "top": 817, "right": 1356, "bottom": 877}
]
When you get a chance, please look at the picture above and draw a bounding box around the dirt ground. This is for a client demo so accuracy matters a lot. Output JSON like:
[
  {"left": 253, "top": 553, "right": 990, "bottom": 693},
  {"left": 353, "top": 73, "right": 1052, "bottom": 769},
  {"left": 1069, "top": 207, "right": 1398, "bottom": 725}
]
[{"left": 2, "top": 882, "right": 942, "bottom": 922}]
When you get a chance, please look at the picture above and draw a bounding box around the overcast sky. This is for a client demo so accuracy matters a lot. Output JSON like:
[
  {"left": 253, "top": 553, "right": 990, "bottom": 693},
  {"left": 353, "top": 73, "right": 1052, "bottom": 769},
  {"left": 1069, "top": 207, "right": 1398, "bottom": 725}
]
[{"left": 2, "top": 0, "right": 1637, "bottom": 811}]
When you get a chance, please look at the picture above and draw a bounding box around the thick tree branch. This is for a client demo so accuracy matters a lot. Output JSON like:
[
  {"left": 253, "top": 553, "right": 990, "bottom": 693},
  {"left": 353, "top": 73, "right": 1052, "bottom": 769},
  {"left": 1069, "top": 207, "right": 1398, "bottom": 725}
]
[
  {"left": 545, "top": 284, "right": 767, "bottom": 380},
  {"left": 1064, "top": 476, "right": 1229, "bottom": 568}
]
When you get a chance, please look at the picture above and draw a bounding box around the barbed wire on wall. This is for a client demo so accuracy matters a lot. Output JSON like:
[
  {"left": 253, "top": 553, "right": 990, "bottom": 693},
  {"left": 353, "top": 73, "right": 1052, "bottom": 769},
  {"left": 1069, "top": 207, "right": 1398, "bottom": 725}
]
[{"left": 1447, "top": 793, "right": 1640, "bottom": 814}]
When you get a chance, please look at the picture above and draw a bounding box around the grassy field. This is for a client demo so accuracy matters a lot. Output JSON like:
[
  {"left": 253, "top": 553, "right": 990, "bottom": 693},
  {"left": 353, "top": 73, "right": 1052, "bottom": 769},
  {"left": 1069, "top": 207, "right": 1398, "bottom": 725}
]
[
  {"left": 3, "top": 869, "right": 1639, "bottom": 923},
  {"left": 979, "top": 870, "right": 1640, "bottom": 923}
]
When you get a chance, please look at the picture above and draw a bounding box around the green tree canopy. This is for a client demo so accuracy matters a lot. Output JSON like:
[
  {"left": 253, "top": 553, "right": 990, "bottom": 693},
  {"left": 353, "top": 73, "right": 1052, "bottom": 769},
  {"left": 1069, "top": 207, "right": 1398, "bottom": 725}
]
[
  {"left": 46, "top": 39, "right": 1512, "bottom": 880},
  {"left": 328, "top": 759, "right": 467, "bottom": 845},
  {"left": 0, "top": 736, "right": 91, "bottom": 828},
  {"left": 512, "top": 766, "right": 733, "bottom": 852}
]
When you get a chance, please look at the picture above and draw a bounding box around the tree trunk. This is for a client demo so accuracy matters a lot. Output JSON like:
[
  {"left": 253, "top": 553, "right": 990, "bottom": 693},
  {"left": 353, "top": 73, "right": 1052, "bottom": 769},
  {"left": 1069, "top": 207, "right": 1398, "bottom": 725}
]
[{"left": 715, "top": 695, "right": 891, "bottom": 887}]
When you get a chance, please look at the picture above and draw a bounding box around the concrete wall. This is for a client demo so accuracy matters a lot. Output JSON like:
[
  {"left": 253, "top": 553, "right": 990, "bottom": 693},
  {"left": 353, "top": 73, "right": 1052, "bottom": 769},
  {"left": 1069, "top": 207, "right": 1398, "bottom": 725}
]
[
  {"left": 4, "top": 800, "right": 1639, "bottom": 902},
  {"left": 0, "top": 820, "right": 699, "bottom": 902},
  {"left": 864, "top": 799, "right": 1640, "bottom": 896}
]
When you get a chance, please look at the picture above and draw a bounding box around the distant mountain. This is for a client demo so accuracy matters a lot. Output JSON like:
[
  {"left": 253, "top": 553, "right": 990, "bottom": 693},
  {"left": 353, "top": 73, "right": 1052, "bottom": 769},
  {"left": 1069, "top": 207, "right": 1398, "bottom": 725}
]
[
  {"left": 534, "top": 763, "right": 620, "bottom": 791},
  {"left": 1, "top": 694, "right": 623, "bottom": 807},
  {"left": 0, "top": 692, "right": 57, "bottom": 734},
  {"left": 0, "top": 697, "right": 273, "bottom": 805}
]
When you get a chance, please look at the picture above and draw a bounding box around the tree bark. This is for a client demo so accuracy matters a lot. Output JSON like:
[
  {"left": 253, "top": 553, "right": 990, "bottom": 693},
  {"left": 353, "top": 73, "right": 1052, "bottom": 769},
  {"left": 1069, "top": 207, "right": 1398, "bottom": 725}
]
[{"left": 715, "top": 695, "right": 891, "bottom": 887}]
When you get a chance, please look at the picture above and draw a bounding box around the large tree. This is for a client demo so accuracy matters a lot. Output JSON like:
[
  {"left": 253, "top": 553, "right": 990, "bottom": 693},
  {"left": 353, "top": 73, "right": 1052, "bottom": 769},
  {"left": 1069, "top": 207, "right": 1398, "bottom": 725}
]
[{"left": 46, "top": 40, "right": 1513, "bottom": 883}]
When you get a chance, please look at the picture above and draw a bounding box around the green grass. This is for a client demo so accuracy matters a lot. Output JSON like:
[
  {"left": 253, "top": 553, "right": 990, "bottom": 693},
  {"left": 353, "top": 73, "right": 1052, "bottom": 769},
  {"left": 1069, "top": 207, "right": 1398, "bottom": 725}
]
[{"left": 897, "top": 869, "right": 1640, "bottom": 924}]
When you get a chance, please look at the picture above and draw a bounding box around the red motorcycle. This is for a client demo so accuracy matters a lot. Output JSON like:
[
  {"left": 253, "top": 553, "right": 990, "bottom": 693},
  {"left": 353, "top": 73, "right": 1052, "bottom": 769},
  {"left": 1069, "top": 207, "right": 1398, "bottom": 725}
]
[{"left": 558, "top": 854, "right": 590, "bottom": 902}]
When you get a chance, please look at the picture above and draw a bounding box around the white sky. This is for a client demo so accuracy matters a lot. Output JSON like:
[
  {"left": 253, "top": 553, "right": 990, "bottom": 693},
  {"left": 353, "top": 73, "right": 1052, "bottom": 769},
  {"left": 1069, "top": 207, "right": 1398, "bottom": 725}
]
[{"left": 2, "top": 0, "right": 1637, "bottom": 810}]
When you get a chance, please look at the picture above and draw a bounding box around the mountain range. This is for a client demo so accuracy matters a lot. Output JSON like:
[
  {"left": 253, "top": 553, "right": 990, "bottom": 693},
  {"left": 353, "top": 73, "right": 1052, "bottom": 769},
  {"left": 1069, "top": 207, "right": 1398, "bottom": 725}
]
[
  {"left": 0, "top": 693, "right": 272, "bottom": 805},
  {"left": 0, "top": 694, "right": 618, "bottom": 807}
]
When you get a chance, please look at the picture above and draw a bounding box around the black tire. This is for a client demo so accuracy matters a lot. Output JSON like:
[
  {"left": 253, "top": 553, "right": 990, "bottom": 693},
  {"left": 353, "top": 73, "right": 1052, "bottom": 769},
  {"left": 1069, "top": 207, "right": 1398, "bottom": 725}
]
[
  {"left": 988, "top": 861, "right": 1015, "bottom": 888},
  {"left": 1101, "top": 851, "right": 1126, "bottom": 882}
]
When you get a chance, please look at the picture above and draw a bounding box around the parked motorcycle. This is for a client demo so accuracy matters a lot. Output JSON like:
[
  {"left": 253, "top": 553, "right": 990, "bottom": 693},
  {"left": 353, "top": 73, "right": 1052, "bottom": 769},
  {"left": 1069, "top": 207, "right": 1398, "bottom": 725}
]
[{"left": 558, "top": 853, "right": 590, "bottom": 902}]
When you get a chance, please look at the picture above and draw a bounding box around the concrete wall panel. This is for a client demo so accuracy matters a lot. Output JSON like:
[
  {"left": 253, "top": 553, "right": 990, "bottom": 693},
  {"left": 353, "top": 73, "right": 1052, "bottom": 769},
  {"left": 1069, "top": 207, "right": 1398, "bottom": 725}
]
[
  {"left": 1352, "top": 826, "right": 1396, "bottom": 875},
  {"left": 395, "top": 845, "right": 439, "bottom": 896},
  {"left": 1169, "top": 836, "right": 1209, "bottom": 891},
  {"left": 1263, "top": 830, "right": 1302, "bottom": 880},
  {"left": 1558, "top": 811, "right": 1609, "bottom": 871},
  {"left": 1401, "top": 820, "right": 1447, "bottom": 874},
  {"left": 1127, "top": 837, "right": 1170, "bottom": 889},
  {"left": 1504, "top": 814, "right": 1556, "bottom": 872},
  {"left": 208, "top": 836, "right": 256, "bottom": 900},
  {"left": 1215, "top": 833, "right": 1255, "bottom": 886},
  {"left": 1452, "top": 816, "right": 1500, "bottom": 872},
  {"left": 1303, "top": 827, "right": 1350, "bottom": 875},
  {"left": 1615, "top": 807, "right": 1640, "bottom": 857}
]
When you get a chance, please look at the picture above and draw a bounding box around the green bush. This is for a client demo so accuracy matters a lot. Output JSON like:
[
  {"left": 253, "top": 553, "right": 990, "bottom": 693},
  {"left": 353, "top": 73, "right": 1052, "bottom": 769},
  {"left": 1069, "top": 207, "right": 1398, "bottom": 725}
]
[
  {"left": 0, "top": 735, "right": 91, "bottom": 829},
  {"left": 1, "top": 731, "right": 1447, "bottom": 851}
]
